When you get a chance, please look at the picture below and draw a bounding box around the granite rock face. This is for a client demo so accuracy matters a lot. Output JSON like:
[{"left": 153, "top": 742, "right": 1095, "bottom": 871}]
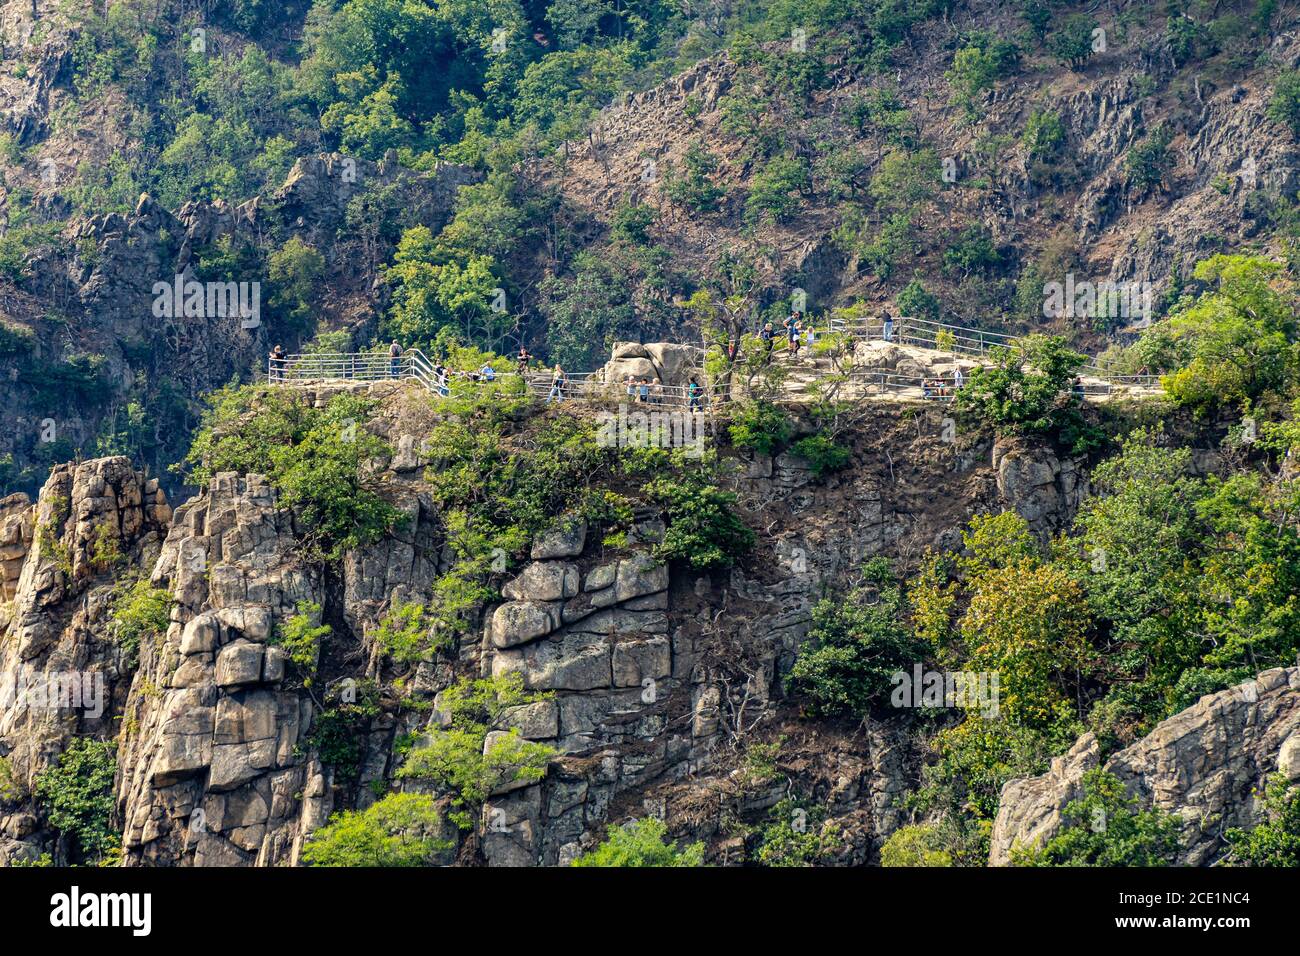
[
  {"left": 0, "top": 458, "right": 170, "bottom": 864},
  {"left": 989, "top": 668, "right": 1300, "bottom": 866}
]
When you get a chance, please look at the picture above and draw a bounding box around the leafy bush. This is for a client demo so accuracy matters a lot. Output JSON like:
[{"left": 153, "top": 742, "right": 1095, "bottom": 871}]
[
  {"left": 310, "top": 682, "right": 382, "bottom": 785},
  {"left": 880, "top": 823, "right": 953, "bottom": 866},
  {"left": 953, "top": 334, "right": 1094, "bottom": 450},
  {"left": 398, "top": 674, "right": 555, "bottom": 829},
  {"left": 754, "top": 798, "right": 842, "bottom": 866},
  {"left": 644, "top": 458, "right": 754, "bottom": 570},
  {"left": 745, "top": 155, "right": 809, "bottom": 226},
  {"left": 301, "top": 793, "right": 452, "bottom": 867},
  {"left": 1154, "top": 255, "right": 1298, "bottom": 412},
  {"left": 1125, "top": 126, "right": 1173, "bottom": 194},
  {"left": 727, "top": 400, "right": 791, "bottom": 455},
  {"left": 184, "top": 387, "right": 404, "bottom": 560},
  {"left": 373, "top": 600, "right": 447, "bottom": 664},
  {"left": 109, "top": 576, "right": 173, "bottom": 666},
  {"left": 0, "top": 756, "right": 24, "bottom": 804},
  {"left": 1022, "top": 109, "right": 1064, "bottom": 160},
  {"left": 942, "top": 225, "right": 1005, "bottom": 278},
  {"left": 1268, "top": 70, "right": 1300, "bottom": 137},
  {"left": 33, "top": 738, "right": 119, "bottom": 865},
  {"left": 790, "top": 433, "right": 851, "bottom": 478},
  {"left": 896, "top": 279, "right": 940, "bottom": 323},
  {"left": 663, "top": 142, "right": 726, "bottom": 213},
  {"left": 1049, "top": 13, "right": 1099, "bottom": 71},
  {"left": 271, "top": 601, "right": 331, "bottom": 676},
  {"left": 570, "top": 817, "right": 704, "bottom": 867},
  {"left": 1224, "top": 774, "right": 1300, "bottom": 866},
  {"left": 790, "top": 558, "right": 917, "bottom": 717}
]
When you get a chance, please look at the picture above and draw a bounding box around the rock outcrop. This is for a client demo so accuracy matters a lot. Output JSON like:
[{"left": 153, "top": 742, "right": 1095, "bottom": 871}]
[
  {"left": 0, "top": 457, "right": 170, "bottom": 864},
  {"left": 989, "top": 667, "right": 1300, "bottom": 866}
]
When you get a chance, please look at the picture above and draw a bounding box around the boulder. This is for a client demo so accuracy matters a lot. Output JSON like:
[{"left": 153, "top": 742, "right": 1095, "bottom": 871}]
[
  {"left": 215, "top": 641, "right": 265, "bottom": 687},
  {"left": 489, "top": 601, "right": 559, "bottom": 649},
  {"left": 502, "top": 561, "right": 580, "bottom": 602},
  {"left": 531, "top": 520, "right": 587, "bottom": 560}
]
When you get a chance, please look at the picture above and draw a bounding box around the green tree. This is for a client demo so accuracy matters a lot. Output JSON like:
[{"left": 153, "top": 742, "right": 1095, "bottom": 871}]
[
  {"left": 1158, "top": 255, "right": 1298, "bottom": 411},
  {"left": 790, "top": 558, "right": 918, "bottom": 718},
  {"left": 1049, "top": 14, "right": 1099, "bottom": 71},
  {"left": 302, "top": 793, "right": 452, "bottom": 866},
  {"left": 570, "top": 818, "right": 705, "bottom": 867},
  {"left": 383, "top": 225, "right": 503, "bottom": 348},
  {"left": 1224, "top": 774, "right": 1300, "bottom": 866},
  {"left": 33, "top": 738, "right": 119, "bottom": 865},
  {"left": 268, "top": 237, "right": 326, "bottom": 334},
  {"left": 953, "top": 334, "right": 1091, "bottom": 445}
]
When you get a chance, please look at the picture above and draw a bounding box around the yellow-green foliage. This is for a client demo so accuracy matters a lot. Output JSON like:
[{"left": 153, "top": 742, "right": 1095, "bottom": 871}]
[
  {"left": 571, "top": 817, "right": 705, "bottom": 867},
  {"left": 301, "top": 793, "right": 452, "bottom": 867},
  {"left": 0, "top": 755, "right": 24, "bottom": 804},
  {"left": 373, "top": 600, "right": 449, "bottom": 664},
  {"left": 272, "top": 601, "right": 331, "bottom": 676},
  {"left": 880, "top": 824, "right": 953, "bottom": 867},
  {"left": 397, "top": 674, "right": 556, "bottom": 829},
  {"left": 109, "top": 576, "right": 173, "bottom": 664}
]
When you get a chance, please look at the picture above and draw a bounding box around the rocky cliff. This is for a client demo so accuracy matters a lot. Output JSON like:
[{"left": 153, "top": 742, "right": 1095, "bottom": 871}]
[
  {"left": 990, "top": 667, "right": 1300, "bottom": 865},
  {"left": 1, "top": 375, "right": 1138, "bottom": 866}
]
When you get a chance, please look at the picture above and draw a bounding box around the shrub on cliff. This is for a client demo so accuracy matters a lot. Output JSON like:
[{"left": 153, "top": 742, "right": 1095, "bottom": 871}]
[
  {"left": 398, "top": 675, "right": 556, "bottom": 830},
  {"left": 644, "top": 455, "right": 754, "bottom": 570},
  {"left": 789, "top": 558, "right": 917, "bottom": 718},
  {"left": 183, "top": 387, "right": 403, "bottom": 560},
  {"left": 302, "top": 793, "right": 452, "bottom": 867},
  {"left": 109, "top": 576, "right": 174, "bottom": 667},
  {"left": 1225, "top": 774, "right": 1300, "bottom": 867},
  {"left": 33, "top": 737, "right": 120, "bottom": 866},
  {"left": 570, "top": 818, "right": 704, "bottom": 867}
]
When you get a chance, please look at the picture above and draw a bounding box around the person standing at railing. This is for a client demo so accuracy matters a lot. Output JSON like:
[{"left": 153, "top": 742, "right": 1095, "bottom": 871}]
[
  {"left": 760, "top": 322, "right": 775, "bottom": 363},
  {"left": 269, "top": 344, "right": 286, "bottom": 382},
  {"left": 479, "top": 362, "right": 496, "bottom": 382},
  {"left": 882, "top": 311, "right": 894, "bottom": 343},
  {"left": 434, "top": 362, "right": 449, "bottom": 397},
  {"left": 952, "top": 367, "right": 964, "bottom": 390},
  {"left": 625, "top": 374, "right": 636, "bottom": 400},
  {"left": 517, "top": 346, "right": 531, "bottom": 377},
  {"left": 388, "top": 341, "right": 402, "bottom": 379},
  {"left": 547, "top": 364, "right": 566, "bottom": 403},
  {"left": 688, "top": 378, "right": 703, "bottom": 413},
  {"left": 637, "top": 378, "right": 650, "bottom": 403}
]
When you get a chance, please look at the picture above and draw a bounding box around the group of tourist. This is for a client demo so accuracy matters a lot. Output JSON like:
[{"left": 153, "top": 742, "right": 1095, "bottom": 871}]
[
  {"left": 921, "top": 367, "right": 964, "bottom": 399},
  {"left": 619, "top": 375, "right": 706, "bottom": 411},
  {"left": 269, "top": 307, "right": 938, "bottom": 406}
]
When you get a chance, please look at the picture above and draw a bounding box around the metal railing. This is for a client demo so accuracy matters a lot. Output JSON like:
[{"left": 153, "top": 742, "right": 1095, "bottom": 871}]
[
  {"left": 267, "top": 328, "right": 1161, "bottom": 411},
  {"left": 823, "top": 315, "right": 1161, "bottom": 386}
]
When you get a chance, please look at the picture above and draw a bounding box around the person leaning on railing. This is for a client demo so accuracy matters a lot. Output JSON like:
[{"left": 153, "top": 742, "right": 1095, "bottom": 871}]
[{"left": 269, "top": 344, "right": 286, "bottom": 382}]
